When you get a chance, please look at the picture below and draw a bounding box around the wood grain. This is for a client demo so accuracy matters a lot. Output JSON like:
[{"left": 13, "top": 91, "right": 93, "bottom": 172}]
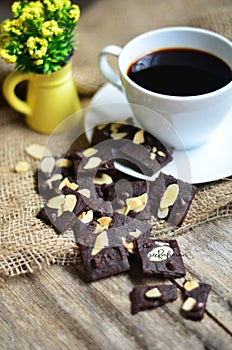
[
  {"left": 176, "top": 220, "right": 232, "bottom": 334},
  {"left": 1, "top": 217, "right": 232, "bottom": 350}
]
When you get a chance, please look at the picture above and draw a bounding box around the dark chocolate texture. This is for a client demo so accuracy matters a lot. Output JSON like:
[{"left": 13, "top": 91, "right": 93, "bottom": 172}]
[
  {"left": 116, "top": 128, "right": 173, "bottom": 176},
  {"left": 91, "top": 119, "right": 134, "bottom": 146},
  {"left": 73, "top": 212, "right": 152, "bottom": 251},
  {"left": 37, "top": 207, "right": 77, "bottom": 233},
  {"left": 130, "top": 284, "right": 178, "bottom": 314},
  {"left": 80, "top": 246, "right": 130, "bottom": 281},
  {"left": 150, "top": 172, "right": 198, "bottom": 226},
  {"left": 181, "top": 281, "right": 211, "bottom": 321},
  {"left": 136, "top": 238, "right": 186, "bottom": 278}
]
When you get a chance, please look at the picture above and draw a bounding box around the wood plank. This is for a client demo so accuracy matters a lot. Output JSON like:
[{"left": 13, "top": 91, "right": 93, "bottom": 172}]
[
  {"left": 1, "top": 235, "right": 232, "bottom": 350},
  {"left": 175, "top": 218, "right": 232, "bottom": 333}
]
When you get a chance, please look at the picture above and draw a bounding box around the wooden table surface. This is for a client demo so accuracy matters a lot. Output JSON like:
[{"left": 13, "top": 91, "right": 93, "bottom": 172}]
[{"left": 1, "top": 214, "right": 232, "bottom": 350}]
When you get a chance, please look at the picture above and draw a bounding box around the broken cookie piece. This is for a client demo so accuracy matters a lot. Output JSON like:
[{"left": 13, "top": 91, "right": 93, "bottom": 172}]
[
  {"left": 91, "top": 119, "right": 134, "bottom": 145},
  {"left": 181, "top": 280, "right": 211, "bottom": 321},
  {"left": 80, "top": 245, "right": 130, "bottom": 282},
  {"left": 150, "top": 172, "right": 198, "bottom": 226},
  {"left": 37, "top": 206, "right": 78, "bottom": 233},
  {"left": 130, "top": 284, "right": 178, "bottom": 314},
  {"left": 108, "top": 213, "right": 152, "bottom": 252},
  {"left": 73, "top": 211, "right": 152, "bottom": 252},
  {"left": 70, "top": 146, "right": 116, "bottom": 180},
  {"left": 37, "top": 189, "right": 89, "bottom": 233},
  {"left": 91, "top": 121, "right": 173, "bottom": 177},
  {"left": 108, "top": 179, "right": 150, "bottom": 220},
  {"left": 37, "top": 154, "right": 74, "bottom": 198},
  {"left": 136, "top": 238, "right": 186, "bottom": 278},
  {"left": 116, "top": 128, "right": 173, "bottom": 177}
]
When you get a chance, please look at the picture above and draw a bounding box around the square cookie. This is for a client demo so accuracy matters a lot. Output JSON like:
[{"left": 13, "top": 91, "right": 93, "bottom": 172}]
[
  {"left": 80, "top": 245, "right": 130, "bottom": 282},
  {"left": 130, "top": 284, "right": 178, "bottom": 314},
  {"left": 150, "top": 172, "right": 198, "bottom": 226},
  {"left": 181, "top": 280, "right": 211, "bottom": 321},
  {"left": 136, "top": 238, "right": 186, "bottom": 278}
]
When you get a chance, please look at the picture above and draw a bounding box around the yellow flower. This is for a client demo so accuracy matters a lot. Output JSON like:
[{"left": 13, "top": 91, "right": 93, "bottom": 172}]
[
  {"left": 27, "top": 36, "right": 48, "bottom": 59},
  {"left": 1, "top": 19, "right": 22, "bottom": 36},
  {"left": 0, "top": 35, "right": 9, "bottom": 48},
  {"left": 43, "top": 0, "right": 56, "bottom": 12},
  {"left": 20, "top": 3, "right": 44, "bottom": 21},
  {"left": 28, "top": 1, "right": 44, "bottom": 10},
  {"left": 11, "top": 1, "right": 22, "bottom": 18},
  {"left": 1, "top": 19, "right": 12, "bottom": 33},
  {"left": 11, "top": 19, "right": 22, "bottom": 35},
  {"left": 0, "top": 0, "right": 81, "bottom": 73},
  {"left": 42, "top": 20, "right": 63, "bottom": 37},
  {"left": 68, "top": 5, "right": 81, "bottom": 23},
  {"left": 43, "top": 0, "right": 71, "bottom": 12},
  {"left": 35, "top": 59, "right": 44, "bottom": 66},
  {"left": 60, "top": 0, "right": 72, "bottom": 7},
  {"left": 20, "top": 10, "right": 33, "bottom": 21},
  {"left": 0, "top": 49, "right": 17, "bottom": 63}
]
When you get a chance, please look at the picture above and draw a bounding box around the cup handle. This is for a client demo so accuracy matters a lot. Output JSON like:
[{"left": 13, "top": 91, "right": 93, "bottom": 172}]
[
  {"left": 3, "top": 71, "right": 32, "bottom": 115},
  {"left": 98, "top": 45, "right": 122, "bottom": 90}
]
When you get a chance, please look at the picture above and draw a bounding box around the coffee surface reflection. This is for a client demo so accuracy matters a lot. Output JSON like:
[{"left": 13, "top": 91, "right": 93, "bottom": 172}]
[{"left": 127, "top": 48, "right": 232, "bottom": 96}]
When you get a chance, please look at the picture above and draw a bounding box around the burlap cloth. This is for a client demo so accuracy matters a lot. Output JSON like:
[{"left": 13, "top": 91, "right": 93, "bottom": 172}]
[{"left": 1, "top": 0, "right": 232, "bottom": 277}]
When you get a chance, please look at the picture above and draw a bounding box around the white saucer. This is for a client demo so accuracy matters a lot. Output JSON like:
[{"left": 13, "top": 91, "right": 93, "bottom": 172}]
[{"left": 84, "top": 83, "right": 232, "bottom": 184}]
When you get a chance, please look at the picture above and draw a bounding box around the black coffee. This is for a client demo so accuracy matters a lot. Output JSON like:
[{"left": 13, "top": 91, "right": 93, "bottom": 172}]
[{"left": 127, "top": 48, "right": 232, "bottom": 96}]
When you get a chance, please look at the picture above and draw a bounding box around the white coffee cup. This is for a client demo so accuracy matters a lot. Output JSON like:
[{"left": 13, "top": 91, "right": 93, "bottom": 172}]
[{"left": 98, "top": 26, "right": 232, "bottom": 150}]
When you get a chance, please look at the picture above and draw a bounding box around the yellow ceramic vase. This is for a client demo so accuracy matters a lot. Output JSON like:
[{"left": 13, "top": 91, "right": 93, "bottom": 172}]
[{"left": 3, "top": 60, "right": 82, "bottom": 134}]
